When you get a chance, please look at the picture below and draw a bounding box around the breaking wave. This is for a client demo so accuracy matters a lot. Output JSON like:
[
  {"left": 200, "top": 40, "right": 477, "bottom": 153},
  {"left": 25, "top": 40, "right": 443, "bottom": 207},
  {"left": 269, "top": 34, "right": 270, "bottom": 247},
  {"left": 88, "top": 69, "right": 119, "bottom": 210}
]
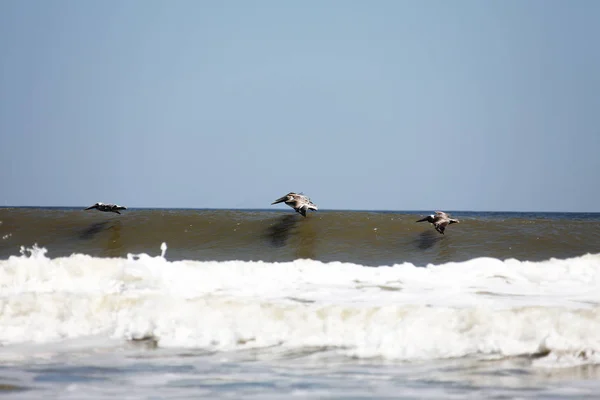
[{"left": 1, "top": 245, "right": 600, "bottom": 367}]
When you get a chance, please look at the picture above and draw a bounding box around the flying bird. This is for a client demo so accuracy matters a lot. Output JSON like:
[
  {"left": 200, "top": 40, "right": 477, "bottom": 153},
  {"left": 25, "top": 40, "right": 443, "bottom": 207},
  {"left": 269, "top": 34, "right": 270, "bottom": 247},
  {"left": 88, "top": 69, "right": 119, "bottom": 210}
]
[
  {"left": 416, "top": 211, "right": 459, "bottom": 235},
  {"left": 271, "top": 192, "right": 318, "bottom": 217},
  {"left": 85, "top": 202, "right": 127, "bottom": 215}
]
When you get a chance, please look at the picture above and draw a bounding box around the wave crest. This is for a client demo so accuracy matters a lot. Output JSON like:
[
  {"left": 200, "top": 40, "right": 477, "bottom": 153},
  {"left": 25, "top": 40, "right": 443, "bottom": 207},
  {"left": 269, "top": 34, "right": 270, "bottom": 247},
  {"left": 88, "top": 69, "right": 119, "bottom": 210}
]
[{"left": 1, "top": 245, "right": 600, "bottom": 366}]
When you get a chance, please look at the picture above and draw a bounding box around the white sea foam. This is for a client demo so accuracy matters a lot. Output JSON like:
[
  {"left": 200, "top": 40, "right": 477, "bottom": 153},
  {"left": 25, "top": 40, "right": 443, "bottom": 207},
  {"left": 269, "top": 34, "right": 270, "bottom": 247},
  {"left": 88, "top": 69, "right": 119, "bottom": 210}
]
[{"left": 1, "top": 245, "right": 600, "bottom": 366}]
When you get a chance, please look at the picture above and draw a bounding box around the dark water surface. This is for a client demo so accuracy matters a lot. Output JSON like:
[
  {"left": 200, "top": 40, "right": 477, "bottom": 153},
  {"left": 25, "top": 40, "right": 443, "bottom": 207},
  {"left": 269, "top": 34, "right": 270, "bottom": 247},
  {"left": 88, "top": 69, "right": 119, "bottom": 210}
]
[{"left": 1, "top": 208, "right": 598, "bottom": 265}]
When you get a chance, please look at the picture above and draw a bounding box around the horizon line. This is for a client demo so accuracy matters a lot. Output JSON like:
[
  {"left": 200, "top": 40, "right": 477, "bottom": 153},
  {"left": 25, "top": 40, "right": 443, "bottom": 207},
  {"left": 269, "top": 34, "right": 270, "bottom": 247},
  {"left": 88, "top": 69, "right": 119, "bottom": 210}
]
[{"left": 0, "top": 206, "right": 599, "bottom": 214}]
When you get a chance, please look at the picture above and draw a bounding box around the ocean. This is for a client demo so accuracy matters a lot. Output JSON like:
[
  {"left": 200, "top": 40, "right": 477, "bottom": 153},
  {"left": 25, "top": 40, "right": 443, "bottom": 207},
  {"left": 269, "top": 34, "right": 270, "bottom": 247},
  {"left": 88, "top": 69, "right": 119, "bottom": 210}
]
[{"left": 1, "top": 207, "right": 600, "bottom": 399}]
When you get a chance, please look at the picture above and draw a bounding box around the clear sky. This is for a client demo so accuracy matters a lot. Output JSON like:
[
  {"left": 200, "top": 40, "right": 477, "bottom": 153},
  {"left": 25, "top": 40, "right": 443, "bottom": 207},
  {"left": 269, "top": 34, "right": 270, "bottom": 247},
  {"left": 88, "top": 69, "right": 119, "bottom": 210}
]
[{"left": 0, "top": 1, "right": 598, "bottom": 211}]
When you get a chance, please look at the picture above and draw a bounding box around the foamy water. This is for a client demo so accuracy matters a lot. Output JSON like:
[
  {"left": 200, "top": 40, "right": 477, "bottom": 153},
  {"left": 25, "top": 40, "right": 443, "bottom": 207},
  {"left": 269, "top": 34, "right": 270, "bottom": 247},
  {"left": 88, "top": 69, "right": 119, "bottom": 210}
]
[{"left": 2, "top": 245, "right": 600, "bottom": 370}]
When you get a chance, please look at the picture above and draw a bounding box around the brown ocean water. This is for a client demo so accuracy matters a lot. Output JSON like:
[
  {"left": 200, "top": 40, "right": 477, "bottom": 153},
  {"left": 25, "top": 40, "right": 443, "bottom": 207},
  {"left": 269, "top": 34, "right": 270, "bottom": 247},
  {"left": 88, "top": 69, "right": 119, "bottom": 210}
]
[
  {"left": 2, "top": 208, "right": 600, "bottom": 399},
  {"left": 1, "top": 208, "right": 598, "bottom": 265}
]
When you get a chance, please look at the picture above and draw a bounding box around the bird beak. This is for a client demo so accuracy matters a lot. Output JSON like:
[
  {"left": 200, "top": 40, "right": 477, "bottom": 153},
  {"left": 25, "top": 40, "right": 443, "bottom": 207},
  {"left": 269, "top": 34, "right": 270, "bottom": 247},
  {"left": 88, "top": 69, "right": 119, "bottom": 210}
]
[
  {"left": 85, "top": 205, "right": 96, "bottom": 210},
  {"left": 416, "top": 217, "right": 428, "bottom": 222},
  {"left": 271, "top": 196, "right": 288, "bottom": 205},
  {"left": 117, "top": 206, "right": 127, "bottom": 210}
]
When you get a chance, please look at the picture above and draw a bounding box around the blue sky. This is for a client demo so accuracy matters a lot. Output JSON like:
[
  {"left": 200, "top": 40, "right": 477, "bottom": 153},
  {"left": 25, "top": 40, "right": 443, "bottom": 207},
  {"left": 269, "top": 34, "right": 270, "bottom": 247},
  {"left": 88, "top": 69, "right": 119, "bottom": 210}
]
[{"left": 1, "top": 1, "right": 598, "bottom": 211}]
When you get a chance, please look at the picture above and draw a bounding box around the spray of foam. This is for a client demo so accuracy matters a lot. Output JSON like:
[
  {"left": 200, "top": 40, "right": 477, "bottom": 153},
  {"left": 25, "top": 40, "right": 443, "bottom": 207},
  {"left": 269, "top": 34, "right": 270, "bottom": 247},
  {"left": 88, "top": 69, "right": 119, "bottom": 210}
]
[
  {"left": 2, "top": 244, "right": 600, "bottom": 366},
  {"left": 19, "top": 243, "right": 47, "bottom": 257}
]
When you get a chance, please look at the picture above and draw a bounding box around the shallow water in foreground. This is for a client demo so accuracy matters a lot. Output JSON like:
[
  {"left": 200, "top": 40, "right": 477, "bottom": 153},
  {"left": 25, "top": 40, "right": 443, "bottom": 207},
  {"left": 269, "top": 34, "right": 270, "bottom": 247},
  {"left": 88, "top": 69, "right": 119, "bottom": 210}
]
[{"left": 2, "top": 342, "right": 600, "bottom": 399}]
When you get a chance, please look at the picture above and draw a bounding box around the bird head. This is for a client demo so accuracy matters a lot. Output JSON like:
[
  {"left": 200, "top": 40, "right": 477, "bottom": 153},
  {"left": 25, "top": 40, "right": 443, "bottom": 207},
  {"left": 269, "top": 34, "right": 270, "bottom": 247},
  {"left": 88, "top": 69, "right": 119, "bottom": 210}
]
[
  {"left": 85, "top": 202, "right": 101, "bottom": 210},
  {"left": 271, "top": 193, "right": 294, "bottom": 205}
]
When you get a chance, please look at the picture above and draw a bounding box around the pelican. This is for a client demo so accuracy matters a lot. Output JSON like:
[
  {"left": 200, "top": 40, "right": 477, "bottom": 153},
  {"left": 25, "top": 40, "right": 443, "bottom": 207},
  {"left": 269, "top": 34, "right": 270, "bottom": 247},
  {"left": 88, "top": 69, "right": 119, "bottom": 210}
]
[
  {"left": 271, "top": 192, "right": 318, "bottom": 217},
  {"left": 85, "top": 202, "right": 127, "bottom": 215},
  {"left": 416, "top": 211, "right": 459, "bottom": 235}
]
